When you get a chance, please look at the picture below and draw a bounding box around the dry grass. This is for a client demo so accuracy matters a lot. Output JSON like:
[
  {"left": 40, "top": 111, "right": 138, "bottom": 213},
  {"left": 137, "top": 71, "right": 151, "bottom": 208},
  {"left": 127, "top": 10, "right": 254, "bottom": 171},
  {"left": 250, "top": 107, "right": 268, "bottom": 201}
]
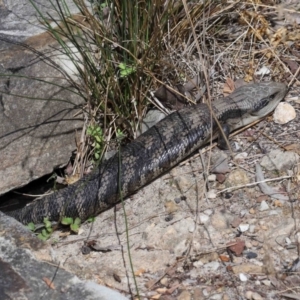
[{"left": 32, "top": 0, "right": 299, "bottom": 176}]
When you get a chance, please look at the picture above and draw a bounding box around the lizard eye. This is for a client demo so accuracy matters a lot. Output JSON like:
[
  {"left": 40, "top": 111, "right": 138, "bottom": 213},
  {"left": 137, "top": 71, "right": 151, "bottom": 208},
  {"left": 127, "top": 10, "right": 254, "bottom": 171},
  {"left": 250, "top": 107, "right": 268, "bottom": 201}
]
[{"left": 252, "top": 95, "right": 274, "bottom": 113}]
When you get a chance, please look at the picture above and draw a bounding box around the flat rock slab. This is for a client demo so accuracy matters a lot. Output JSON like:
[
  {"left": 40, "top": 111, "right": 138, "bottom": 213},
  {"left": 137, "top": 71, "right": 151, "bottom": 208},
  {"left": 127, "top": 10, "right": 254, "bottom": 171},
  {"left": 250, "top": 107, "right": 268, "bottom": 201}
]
[
  {"left": 0, "top": 36, "right": 83, "bottom": 194},
  {"left": 0, "top": 0, "right": 92, "bottom": 194},
  {"left": 0, "top": 211, "right": 128, "bottom": 300}
]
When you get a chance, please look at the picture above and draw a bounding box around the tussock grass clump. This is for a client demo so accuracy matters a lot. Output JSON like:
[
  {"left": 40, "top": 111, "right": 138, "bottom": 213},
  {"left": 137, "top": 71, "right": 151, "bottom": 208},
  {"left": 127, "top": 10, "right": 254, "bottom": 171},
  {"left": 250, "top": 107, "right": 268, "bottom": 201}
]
[{"left": 31, "top": 0, "right": 292, "bottom": 173}]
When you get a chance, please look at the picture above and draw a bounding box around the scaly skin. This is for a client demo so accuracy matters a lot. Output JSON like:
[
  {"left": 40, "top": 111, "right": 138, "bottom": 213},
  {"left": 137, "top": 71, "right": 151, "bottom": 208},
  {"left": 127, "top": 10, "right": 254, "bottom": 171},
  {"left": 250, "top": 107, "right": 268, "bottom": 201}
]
[{"left": 5, "top": 82, "right": 287, "bottom": 224}]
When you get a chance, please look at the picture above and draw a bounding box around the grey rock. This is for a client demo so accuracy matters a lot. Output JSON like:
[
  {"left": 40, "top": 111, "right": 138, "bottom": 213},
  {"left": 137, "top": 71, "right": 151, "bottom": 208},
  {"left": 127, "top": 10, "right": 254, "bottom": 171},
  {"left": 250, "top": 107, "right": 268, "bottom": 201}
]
[
  {"left": 255, "top": 163, "right": 288, "bottom": 201},
  {"left": 0, "top": 211, "right": 128, "bottom": 300},
  {"left": 210, "top": 212, "right": 230, "bottom": 229},
  {"left": 259, "top": 200, "right": 269, "bottom": 211},
  {"left": 260, "top": 149, "right": 299, "bottom": 171},
  {"left": 0, "top": 1, "right": 89, "bottom": 194},
  {"left": 139, "top": 109, "right": 166, "bottom": 135},
  {"left": 0, "top": 0, "right": 90, "bottom": 44},
  {"left": 203, "top": 261, "right": 220, "bottom": 272},
  {"left": 0, "top": 39, "right": 83, "bottom": 194}
]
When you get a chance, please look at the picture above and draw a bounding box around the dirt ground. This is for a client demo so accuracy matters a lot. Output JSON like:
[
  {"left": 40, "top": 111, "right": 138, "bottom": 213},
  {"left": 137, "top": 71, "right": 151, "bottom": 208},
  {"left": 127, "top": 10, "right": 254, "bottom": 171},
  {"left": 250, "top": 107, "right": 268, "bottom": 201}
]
[{"left": 46, "top": 96, "right": 300, "bottom": 299}]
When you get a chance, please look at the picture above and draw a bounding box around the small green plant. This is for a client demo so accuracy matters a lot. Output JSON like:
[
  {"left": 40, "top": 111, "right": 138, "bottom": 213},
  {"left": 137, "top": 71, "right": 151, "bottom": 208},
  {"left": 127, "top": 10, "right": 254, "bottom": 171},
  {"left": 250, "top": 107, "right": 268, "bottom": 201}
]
[
  {"left": 87, "top": 216, "right": 96, "bottom": 223},
  {"left": 116, "top": 128, "right": 126, "bottom": 141},
  {"left": 61, "top": 217, "right": 81, "bottom": 233},
  {"left": 118, "top": 63, "right": 136, "bottom": 78},
  {"left": 87, "top": 124, "right": 104, "bottom": 161},
  {"left": 27, "top": 217, "right": 53, "bottom": 241}
]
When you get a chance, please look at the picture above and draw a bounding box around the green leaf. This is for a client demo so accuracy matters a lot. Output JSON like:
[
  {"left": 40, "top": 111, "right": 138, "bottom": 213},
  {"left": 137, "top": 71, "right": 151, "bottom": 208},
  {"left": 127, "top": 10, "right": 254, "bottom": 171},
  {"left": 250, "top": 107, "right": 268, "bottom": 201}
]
[
  {"left": 27, "top": 222, "right": 35, "bottom": 231},
  {"left": 70, "top": 223, "right": 79, "bottom": 233},
  {"left": 61, "top": 217, "right": 74, "bottom": 225},
  {"left": 43, "top": 218, "right": 52, "bottom": 229},
  {"left": 41, "top": 229, "right": 48, "bottom": 236},
  {"left": 119, "top": 62, "right": 126, "bottom": 70},
  {"left": 46, "top": 227, "right": 53, "bottom": 234},
  {"left": 37, "top": 233, "right": 49, "bottom": 241},
  {"left": 95, "top": 135, "right": 102, "bottom": 143},
  {"left": 94, "top": 152, "right": 100, "bottom": 160},
  {"left": 73, "top": 218, "right": 81, "bottom": 226},
  {"left": 87, "top": 217, "right": 96, "bottom": 223}
]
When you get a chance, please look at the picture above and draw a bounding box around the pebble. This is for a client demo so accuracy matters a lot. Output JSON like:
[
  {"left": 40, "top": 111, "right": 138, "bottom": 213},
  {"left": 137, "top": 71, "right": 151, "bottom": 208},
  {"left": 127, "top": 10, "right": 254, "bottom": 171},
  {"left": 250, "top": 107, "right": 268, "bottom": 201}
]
[
  {"left": 273, "top": 102, "right": 296, "bottom": 124},
  {"left": 222, "top": 294, "right": 230, "bottom": 300},
  {"left": 231, "top": 263, "right": 263, "bottom": 274},
  {"left": 231, "top": 217, "right": 242, "bottom": 228},
  {"left": 240, "top": 209, "right": 248, "bottom": 217},
  {"left": 174, "top": 197, "right": 181, "bottom": 204},
  {"left": 225, "top": 169, "right": 250, "bottom": 187},
  {"left": 199, "top": 213, "right": 210, "bottom": 224},
  {"left": 245, "top": 291, "right": 253, "bottom": 299},
  {"left": 249, "top": 208, "right": 256, "bottom": 214},
  {"left": 204, "top": 209, "right": 213, "bottom": 216},
  {"left": 245, "top": 240, "right": 253, "bottom": 248},
  {"left": 216, "top": 173, "right": 226, "bottom": 183},
  {"left": 207, "top": 189, "right": 217, "bottom": 199},
  {"left": 203, "top": 289, "right": 209, "bottom": 297},
  {"left": 227, "top": 238, "right": 245, "bottom": 256},
  {"left": 208, "top": 174, "right": 216, "bottom": 182},
  {"left": 164, "top": 200, "right": 178, "bottom": 214},
  {"left": 238, "top": 224, "right": 250, "bottom": 232},
  {"left": 188, "top": 224, "right": 195, "bottom": 233},
  {"left": 259, "top": 200, "right": 269, "bottom": 211},
  {"left": 239, "top": 273, "right": 248, "bottom": 281},
  {"left": 140, "top": 109, "right": 166, "bottom": 134},
  {"left": 193, "top": 287, "right": 202, "bottom": 299},
  {"left": 177, "top": 290, "right": 191, "bottom": 300},
  {"left": 261, "top": 280, "right": 271, "bottom": 286},
  {"left": 252, "top": 292, "right": 263, "bottom": 300},
  {"left": 285, "top": 237, "right": 292, "bottom": 245},
  {"left": 234, "top": 152, "right": 248, "bottom": 160},
  {"left": 245, "top": 251, "right": 258, "bottom": 259},
  {"left": 209, "top": 294, "right": 223, "bottom": 300},
  {"left": 203, "top": 261, "right": 220, "bottom": 272},
  {"left": 211, "top": 152, "right": 230, "bottom": 174},
  {"left": 160, "top": 278, "right": 168, "bottom": 286},
  {"left": 249, "top": 225, "right": 256, "bottom": 233},
  {"left": 193, "top": 261, "right": 204, "bottom": 268},
  {"left": 175, "top": 176, "right": 190, "bottom": 192},
  {"left": 211, "top": 213, "right": 229, "bottom": 229},
  {"left": 260, "top": 149, "right": 299, "bottom": 171}
]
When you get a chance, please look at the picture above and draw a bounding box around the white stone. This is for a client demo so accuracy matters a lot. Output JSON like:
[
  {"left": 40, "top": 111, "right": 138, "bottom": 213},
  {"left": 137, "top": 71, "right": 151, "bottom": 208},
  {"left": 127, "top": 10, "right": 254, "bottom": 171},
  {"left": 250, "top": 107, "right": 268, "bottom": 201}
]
[
  {"left": 239, "top": 273, "right": 248, "bottom": 281},
  {"left": 249, "top": 225, "right": 256, "bottom": 233},
  {"left": 285, "top": 237, "right": 292, "bottom": 245},
  {"left": 245, "top": 291, "right": 253, "bottom": 299},
  {"left": 207, "top": 189, "right": 217, "bottom": 199},
  {"left": 274, "top": 102, "right": 296, "bottom": 124},
  {"left": 203, "top": 261, "right": 220, "bottom": 272},
  {"left": 208, "top": 174, "right": 216, "bottom": 182},
  {"left": 262, "top": 280, "right": 271, "bottom": 286},
  {"left": 252, "top": 292, "right": 263, "bottom": 300},
  {"left": 259, "top": 200, "right": 269, "bottom": 211},
  {"left": 199, "top": 214, "right": 209, "bottom": 224},
  {"left": 238, "top": 224, "right": 250, "bottom": 232},
  {"left": 234, "top": 152, "right": 248, "bottom": 160},
  {"left": 204, "top": 209, "right": 213, "bottom": 216}
]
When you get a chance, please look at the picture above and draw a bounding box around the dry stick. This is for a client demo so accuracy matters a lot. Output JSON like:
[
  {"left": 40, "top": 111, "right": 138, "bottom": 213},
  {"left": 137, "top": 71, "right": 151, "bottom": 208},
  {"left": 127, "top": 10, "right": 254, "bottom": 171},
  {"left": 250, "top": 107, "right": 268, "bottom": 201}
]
[
  {"left": 259, "top": 130, "right": 287, "bottom": 151},
  {"left": 217, "top": 175, "right": 292, "bottom": 195}
]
